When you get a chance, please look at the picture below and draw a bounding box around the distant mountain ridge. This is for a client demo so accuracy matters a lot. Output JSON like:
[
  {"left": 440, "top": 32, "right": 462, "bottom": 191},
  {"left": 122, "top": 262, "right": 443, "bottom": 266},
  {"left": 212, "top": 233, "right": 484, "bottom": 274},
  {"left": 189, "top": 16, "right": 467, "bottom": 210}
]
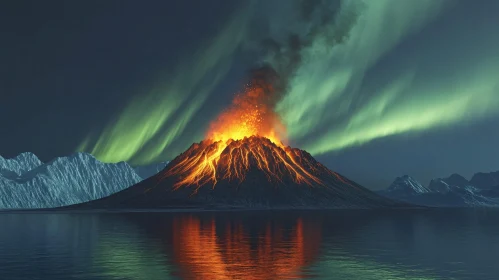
[
  {"left": 379, "top": 171, "right": 499, "bottom": 207},
  {"left": 0, "top": 152, "right": 42, "bottom": 176},
  {"left": 0, "top": 152, "right": 169, "bottom": 209},
  {"left": 3, "top": 150, "right": 497, "bottom": 209},
  {"left": 383, "top": 175, "right": 430, "bottom": 195},
  {"left": 470, "top": 171, "right": 499, "bottom": 189}
]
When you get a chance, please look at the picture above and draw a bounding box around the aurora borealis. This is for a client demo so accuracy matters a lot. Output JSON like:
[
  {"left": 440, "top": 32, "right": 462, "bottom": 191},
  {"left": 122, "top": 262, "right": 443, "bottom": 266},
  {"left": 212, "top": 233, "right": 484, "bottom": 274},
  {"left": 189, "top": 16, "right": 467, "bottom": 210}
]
[
  {"left": 279, "top": 0, "right": 499, "bottom": 155},
  {"left": 2, "top": 0, "right": 499, "bottom": 189},
  {"left": 77, "top": 6, "right": 253, "bottom": 165}
]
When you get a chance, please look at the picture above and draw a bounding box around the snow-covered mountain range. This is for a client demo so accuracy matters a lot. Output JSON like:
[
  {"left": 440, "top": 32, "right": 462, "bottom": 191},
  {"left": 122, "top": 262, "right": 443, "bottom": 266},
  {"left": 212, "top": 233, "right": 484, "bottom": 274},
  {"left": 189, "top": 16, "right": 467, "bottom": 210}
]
[
  {"left": 3, "top": 150, "right": 497, "bottom": 209},
  {"left": 0, "top": 153, "right": 42, "bottom": 177},
  {"left": 0, "top": 153, "right": 168, "bottom": 209},
  {"left": 378, "top": 172, "right": 499, "bottom": 207}
]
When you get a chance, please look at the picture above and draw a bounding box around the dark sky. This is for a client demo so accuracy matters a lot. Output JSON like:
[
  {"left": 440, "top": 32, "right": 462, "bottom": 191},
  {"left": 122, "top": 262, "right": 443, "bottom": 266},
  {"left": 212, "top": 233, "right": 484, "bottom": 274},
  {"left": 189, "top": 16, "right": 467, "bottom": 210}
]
[{"left": 2, "top": 0, "right": 499, "bottom": 190}]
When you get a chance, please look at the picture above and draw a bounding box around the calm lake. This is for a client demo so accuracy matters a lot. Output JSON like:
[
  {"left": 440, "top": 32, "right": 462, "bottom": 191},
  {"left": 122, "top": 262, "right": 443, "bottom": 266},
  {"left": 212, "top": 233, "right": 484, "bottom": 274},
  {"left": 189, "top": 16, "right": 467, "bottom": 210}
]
[{"left": 1, "top": 209, "right": 498, "bottom": 280}]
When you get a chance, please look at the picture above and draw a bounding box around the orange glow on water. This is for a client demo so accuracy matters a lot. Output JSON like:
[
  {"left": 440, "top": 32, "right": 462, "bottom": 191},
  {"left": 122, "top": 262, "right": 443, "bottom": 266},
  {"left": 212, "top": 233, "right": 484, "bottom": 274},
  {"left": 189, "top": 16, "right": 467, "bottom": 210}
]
[{"left": 171, "top": 215, "right": 322, "bottom": 279}]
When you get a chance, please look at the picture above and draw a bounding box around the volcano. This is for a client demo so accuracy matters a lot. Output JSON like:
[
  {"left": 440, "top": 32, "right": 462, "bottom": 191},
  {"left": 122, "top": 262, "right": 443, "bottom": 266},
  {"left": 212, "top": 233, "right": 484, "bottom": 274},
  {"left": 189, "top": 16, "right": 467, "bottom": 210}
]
[
  {"left": 67, "top": 70, "right": 403, "bottom": 209},
  {"left": 69, "top": 136, "right": 400, "bottom": 209}
]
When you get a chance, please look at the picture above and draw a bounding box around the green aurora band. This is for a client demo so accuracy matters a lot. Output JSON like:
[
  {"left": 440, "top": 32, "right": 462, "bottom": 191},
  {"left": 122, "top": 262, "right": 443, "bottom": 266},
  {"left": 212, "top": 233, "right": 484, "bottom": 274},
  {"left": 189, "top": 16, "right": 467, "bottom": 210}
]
[
  {"left": 276, "top": 0, "right": 499, "bottom": 156},
  {"left": 78, "top": 0, "right": 499, "bottom": 165},
  {"left": 77, "top": 3, "right": 255, "bottom": 165}
]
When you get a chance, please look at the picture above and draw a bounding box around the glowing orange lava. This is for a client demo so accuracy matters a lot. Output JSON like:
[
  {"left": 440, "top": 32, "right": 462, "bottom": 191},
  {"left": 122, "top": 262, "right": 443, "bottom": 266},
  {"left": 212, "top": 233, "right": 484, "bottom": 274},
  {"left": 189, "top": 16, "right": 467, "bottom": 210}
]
[
  {"left": 206, "top": 81, "right": 286, "bottom": 145},
  {"left": 163, "top": 75, "right": 325, "bottom": 190}
]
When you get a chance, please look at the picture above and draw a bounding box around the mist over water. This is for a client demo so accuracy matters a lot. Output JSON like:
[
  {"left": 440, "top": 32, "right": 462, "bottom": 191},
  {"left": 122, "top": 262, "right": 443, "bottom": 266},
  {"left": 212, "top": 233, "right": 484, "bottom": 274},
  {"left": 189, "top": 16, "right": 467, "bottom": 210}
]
[{"left": 1, "top": 209, "right": 499, "bottom": 280}]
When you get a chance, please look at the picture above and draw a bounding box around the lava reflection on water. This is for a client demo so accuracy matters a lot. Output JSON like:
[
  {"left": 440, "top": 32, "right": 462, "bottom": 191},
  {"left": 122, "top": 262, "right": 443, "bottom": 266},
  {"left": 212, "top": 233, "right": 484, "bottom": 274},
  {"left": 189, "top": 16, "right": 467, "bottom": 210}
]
[{"left": 170, "top": 214, "right": 322, "bottom": 279}]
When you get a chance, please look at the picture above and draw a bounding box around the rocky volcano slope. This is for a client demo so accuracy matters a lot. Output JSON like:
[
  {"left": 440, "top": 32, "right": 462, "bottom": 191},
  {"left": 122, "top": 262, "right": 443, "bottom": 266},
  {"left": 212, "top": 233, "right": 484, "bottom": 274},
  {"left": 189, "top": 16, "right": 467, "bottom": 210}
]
[{"left": 69, "top": 136, "right": 404, "bottom": 209}]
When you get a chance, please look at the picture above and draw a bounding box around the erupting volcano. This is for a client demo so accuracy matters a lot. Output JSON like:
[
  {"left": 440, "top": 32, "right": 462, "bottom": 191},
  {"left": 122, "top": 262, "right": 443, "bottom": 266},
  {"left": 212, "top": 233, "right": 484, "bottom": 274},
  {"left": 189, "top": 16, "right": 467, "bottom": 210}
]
[
  {"left": 162, "top": 71, "right": 325, "bottom": 192},
  {"left": 69, "top": 70, "right": 403, "bottom": 209}
]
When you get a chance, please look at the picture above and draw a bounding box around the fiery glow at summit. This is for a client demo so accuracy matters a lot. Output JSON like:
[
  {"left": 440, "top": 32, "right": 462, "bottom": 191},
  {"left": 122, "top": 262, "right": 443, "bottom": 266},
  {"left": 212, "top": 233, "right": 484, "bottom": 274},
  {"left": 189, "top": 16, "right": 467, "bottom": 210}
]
[
  {"left": 161, "top": 72, "right": 329, "bottom": 190},
  {"left": 206, "top": 76, "right": 286, "bottom": 145}
]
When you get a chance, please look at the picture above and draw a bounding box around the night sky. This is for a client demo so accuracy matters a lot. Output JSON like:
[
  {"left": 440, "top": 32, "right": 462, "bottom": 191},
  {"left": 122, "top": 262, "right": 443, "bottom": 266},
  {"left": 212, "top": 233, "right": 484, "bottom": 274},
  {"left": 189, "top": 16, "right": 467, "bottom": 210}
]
[{"left": 2, "top": 0, "right": 499, "bottom": 190}]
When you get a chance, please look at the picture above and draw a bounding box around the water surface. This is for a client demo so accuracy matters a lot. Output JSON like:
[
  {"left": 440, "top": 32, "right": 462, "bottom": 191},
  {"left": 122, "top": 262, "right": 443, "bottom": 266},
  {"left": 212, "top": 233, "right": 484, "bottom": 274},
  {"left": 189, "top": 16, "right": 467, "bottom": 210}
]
[{"left": 1, "top": 209, "right": 498, "bottom": 279}]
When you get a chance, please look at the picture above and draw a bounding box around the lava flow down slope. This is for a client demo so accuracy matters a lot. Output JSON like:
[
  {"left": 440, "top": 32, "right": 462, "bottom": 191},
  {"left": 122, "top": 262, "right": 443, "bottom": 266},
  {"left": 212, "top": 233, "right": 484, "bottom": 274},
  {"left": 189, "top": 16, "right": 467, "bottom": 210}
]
[{"left": 72, "top": 69, "right": 401, "bottom": 209}]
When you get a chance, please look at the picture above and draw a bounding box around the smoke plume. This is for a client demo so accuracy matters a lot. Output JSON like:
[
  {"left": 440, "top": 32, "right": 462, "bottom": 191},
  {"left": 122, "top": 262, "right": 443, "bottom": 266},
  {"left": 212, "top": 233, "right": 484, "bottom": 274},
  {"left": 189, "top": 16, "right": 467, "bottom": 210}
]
[{"left": 248, "top": 0, "right": 360, "bottom": 105}]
